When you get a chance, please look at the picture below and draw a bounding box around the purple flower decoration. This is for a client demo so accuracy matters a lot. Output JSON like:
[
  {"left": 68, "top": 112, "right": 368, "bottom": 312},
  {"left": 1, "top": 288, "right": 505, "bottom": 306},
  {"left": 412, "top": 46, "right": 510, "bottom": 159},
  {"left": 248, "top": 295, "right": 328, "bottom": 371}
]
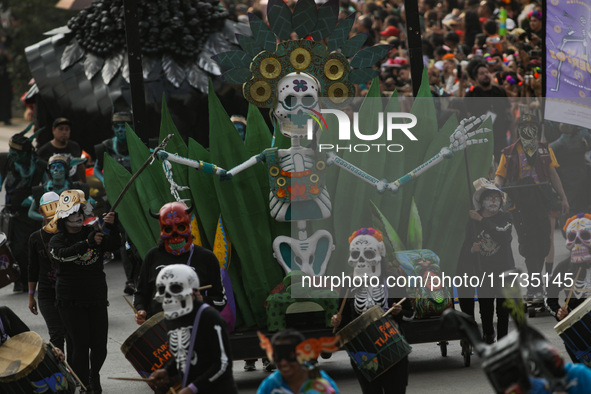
[{"left": 293, "top": 79, "right": 308, "bottom": 92}]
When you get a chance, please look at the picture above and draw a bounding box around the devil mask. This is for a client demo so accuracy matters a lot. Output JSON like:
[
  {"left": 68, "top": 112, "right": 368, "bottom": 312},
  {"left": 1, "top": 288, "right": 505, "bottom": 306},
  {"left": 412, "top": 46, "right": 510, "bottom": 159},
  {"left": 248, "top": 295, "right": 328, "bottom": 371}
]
[{"left": 154, "top": 202, "right": 193, "bottom": 255}]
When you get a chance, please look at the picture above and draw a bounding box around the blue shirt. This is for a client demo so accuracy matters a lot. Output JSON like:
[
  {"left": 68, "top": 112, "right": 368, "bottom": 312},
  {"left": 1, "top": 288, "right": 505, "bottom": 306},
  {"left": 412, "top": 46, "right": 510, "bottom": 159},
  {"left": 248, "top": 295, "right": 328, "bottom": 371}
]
[{"left": 257, "top": 369, "right": 339, "bottom": 394}]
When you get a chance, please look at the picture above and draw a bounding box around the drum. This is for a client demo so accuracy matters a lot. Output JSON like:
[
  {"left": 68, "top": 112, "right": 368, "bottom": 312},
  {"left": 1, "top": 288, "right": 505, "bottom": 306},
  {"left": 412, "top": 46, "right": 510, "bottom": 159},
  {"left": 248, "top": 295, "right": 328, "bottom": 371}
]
[
  {"left": 0, "top": 234, "right": 19, "bottom": 289},
  {"left": 121, "top": 312, "right": 171, "bottom": 381},
  {"left": 337, "top": 305, "right": 412, "bottom": 381},
  {"left": 554, "top": 298, "right": 591, "bottom": 367},
  {"left": 0, "top": 331, "right": 76, "bottom": 393}
]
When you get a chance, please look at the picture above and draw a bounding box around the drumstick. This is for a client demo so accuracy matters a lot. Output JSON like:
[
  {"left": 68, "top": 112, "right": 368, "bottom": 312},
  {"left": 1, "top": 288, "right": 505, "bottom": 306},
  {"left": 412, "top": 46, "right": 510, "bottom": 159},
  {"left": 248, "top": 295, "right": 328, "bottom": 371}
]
[
  {"left": 108, "top": 377, "right": 152, "bottom": 382},
  {"left": 199, "top": 285, "right": 212, "bottom": 291},
  {"left": 332, "top": 289, "right": 350, "bottom": 334},
  {"left": 123, "top": 295, "right": 138, "bottom": 313},
  {"left": 565, "top": 267, "right": 583, "bottom": 310},
  {"left": 49, "top": 342, "right": 87, "bottom": 392},
  {"left": 382, "top": 298, "right": 407, "bottom": 317}
]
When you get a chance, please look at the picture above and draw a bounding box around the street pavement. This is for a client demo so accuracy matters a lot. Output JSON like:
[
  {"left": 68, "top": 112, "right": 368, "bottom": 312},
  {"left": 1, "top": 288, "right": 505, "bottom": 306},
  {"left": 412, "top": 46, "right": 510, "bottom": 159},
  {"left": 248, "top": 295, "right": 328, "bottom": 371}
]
[{"left": 0, "top": 117, "right": 574, "bottom": 393}]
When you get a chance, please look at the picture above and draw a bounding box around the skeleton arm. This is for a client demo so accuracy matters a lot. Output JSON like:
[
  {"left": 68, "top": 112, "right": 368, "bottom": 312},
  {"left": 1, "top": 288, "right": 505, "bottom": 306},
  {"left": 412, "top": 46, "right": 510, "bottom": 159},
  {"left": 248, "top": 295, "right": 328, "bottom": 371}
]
[
  {"left": 224, "top": 153, "right": 266, "bottom": 179},
  {"left": 326, "top": 152, "right": 389, "bottom": 192},
  {"left": 388, "top": 115, "right": 490, "bottom": 192},
  {"left": 156, "top": 150, "right": 227, "bottom": 176}
]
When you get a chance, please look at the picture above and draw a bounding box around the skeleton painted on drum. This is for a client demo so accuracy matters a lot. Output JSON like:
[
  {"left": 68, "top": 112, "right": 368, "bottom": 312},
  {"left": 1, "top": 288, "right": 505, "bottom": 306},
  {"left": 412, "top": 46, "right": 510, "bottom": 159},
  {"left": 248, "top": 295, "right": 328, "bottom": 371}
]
[
  {"left": 150, "top": 264, "right": 237, "bottom": 394},
  {"left": 347, "top": 228, "right": 387, "bottom": 315}
]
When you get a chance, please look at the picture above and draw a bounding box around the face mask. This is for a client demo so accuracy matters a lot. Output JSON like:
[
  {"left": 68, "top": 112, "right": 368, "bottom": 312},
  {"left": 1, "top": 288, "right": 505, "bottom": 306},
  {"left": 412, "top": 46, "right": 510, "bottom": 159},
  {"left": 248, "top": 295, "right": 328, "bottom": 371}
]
[
  {"left": 66, "top": 212, "right": 84, "bottom": 229},
  {"left": 519, "top": 124, "right": 538, "bottom": 157}
]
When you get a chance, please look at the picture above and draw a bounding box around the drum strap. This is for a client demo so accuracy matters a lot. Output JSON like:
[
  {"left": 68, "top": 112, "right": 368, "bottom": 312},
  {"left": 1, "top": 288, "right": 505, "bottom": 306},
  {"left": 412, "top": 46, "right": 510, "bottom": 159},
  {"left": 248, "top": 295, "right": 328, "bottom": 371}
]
[{"left": 182, "top": 303, "right": 209, "bottom": 388}]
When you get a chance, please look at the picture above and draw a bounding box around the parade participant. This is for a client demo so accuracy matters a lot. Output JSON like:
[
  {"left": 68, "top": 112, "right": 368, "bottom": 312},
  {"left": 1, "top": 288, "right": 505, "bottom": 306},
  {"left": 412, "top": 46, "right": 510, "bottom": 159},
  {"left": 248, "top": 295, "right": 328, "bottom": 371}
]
[
  {"left": 495, "top": 113, "right": 569, "bottom": 302},
  {"left": 456, "top": 178, "right": 514, "bottom": 343},
  {"left": 49, "top": 190, "right": 121, "bottom": 393},
  {"left": 0, "top": 128, "right": 46, "bottom": 292},
  {"left": 93, "top": 111, "right": 141, "bottom": 296},
  {"left": 28, "top": 154, "right": 89, "bottom": 222},
  {"left": 331, "top": 228, "right": 412, "bottom": 394},
  {"left": 37, "top": 117, "right": 85, "bottom": 182},
  {"left": 28, "top": 191, "right": 71, "bottom": 360},
  {"left": 0, "top": 306, "right": 29, "bottom": 344},
  {"left": 546, "top": 213, "right": 591, "bottom": 362},
  {"left": 134, "top": 201, "right": 226, "bottom": 325},
  {"left": 257, "top": 329, "right": 339, "bottom": 394},
  {"left": 149, "top": 264, "right": 237, "bottom": 394}
]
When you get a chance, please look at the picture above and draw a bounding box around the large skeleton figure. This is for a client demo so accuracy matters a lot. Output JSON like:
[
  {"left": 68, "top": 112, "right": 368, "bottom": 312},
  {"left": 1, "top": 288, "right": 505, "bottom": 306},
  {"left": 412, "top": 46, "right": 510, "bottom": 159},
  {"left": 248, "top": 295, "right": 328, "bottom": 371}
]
[
  {"left": 159, "top": 74, "right": 489, "bottom": 276},
  {"left": 155, "top": 1, "right": 490, "bottom": 278},
  {"left": 347, "top": 229, "right": 387, "bottom": 315}
]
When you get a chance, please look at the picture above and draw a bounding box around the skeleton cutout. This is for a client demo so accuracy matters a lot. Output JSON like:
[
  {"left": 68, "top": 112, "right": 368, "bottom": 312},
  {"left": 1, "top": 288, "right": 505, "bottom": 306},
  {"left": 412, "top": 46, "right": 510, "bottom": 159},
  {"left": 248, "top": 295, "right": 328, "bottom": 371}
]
[
  {"left": 565, "top": 215, "right": 591, "bottom": 264},
  {"left": 154, "top": 264, "right": 200, "bottom": 319},
  {"left": 273, "top": 230, "right": 334, "bottom": 276},
  {"left": 273, "top": 72, "right": 321, "bottom": 139},
  {"left": 348, "top": 229, "right": 387, "bottom": 314}
]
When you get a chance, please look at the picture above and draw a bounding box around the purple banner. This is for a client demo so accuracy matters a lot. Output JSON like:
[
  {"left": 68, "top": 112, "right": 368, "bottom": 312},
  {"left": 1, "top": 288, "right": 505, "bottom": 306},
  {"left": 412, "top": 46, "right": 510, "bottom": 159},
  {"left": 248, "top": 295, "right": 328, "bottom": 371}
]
[{"left": 545, "top": 0, "right": 591, "bottom": 127}]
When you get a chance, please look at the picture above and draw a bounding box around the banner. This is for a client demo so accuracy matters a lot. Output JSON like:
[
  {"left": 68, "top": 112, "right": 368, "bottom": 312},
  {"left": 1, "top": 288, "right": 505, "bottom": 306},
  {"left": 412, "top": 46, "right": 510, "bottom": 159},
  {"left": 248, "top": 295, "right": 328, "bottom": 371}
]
[{"left": 545, "top": 0, "right": 591, "bottom": 128}]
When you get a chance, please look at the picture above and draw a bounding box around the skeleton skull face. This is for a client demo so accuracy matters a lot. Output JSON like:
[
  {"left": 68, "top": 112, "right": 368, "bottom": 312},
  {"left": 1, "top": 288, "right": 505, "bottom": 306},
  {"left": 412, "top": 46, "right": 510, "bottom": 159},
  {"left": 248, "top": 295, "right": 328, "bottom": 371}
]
[
  {"left": 565, "top": 216, "right": 591, "bottom": 264},
  {"left": 158, "top": 202, "right": 193, "bottom": 256},
  {"left": 273, "top": 72, "right": 320, "bottom": 139},
  {"left": 348, "top": 234, "right": 385, "bottom": 279},
  {"left": 155, "top": 264, "right": 200, "bottom": 319}
]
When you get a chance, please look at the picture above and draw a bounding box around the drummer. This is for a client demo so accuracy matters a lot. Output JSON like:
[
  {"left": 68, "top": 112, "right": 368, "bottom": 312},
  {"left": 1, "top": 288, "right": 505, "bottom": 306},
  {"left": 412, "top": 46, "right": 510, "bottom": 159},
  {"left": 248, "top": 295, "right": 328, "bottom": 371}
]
[
  {"left": 331, "top": 228, "right": 413, "bottom": 394},
  {"left": 134, "top": 201, "right": 227, "bottom": 325},
  {"left": 546, "top": 213, "right": 591, "bottom": 362},
  {"left": 0, "top": 305, "right": 65, "bottom": 362}
]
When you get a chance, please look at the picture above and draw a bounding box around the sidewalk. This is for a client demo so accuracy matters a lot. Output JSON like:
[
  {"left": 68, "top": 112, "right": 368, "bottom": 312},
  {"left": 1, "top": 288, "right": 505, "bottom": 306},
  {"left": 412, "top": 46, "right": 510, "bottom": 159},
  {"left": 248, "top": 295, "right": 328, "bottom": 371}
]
[{"left": 0, "top": 117, "right": 33, "bottom": 153}]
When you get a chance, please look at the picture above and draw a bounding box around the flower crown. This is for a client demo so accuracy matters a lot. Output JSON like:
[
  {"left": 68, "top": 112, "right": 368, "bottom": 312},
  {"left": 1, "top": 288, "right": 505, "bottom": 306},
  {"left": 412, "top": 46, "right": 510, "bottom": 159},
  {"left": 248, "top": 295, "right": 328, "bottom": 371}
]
[
  {"left": 563, "top": 213, "right": 591, "bottom": 232},
  {"left": 214, "top": 0, "right": 390, "bottom": 109},
  {"left": 348, "top": 227, "right": 383, "bottom": 243},
  {"left": 527, "top": 10, "right": 542, "bottom": 20}
]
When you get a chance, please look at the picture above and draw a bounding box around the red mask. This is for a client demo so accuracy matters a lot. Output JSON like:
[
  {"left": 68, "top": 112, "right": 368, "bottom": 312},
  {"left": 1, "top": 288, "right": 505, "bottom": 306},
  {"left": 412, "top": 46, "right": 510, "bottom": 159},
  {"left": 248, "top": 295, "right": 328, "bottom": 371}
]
[{"left": 158, "top": 202, "right": 193, "bottom": 255}]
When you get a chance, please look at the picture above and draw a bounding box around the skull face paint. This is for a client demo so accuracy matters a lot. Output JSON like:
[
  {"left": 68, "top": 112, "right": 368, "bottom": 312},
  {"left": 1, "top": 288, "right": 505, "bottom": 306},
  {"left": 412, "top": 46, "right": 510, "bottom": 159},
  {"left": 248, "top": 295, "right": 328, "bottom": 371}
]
[
  {"left": 66, "top": 211, "right": 84, "bottom": 230},
  {"left": 112, "top": 122, "right": 127, "bottom": 142},
  {"left": 481, "top": 191, "right": 502, "bottom": 214},
  {"left": 273, "top": 73, "right": 320, "bottom": 138},
  {"left": 565, "top": 215, "right": 591, "bottom": 264},
  {"left": 348, "top": 230, "right": 386, "bottom": 280},
  {"left": 159, "top": 202, "right": 193, "bottom": 255},
  {"left": 49, "top": 163, "right": 66, "bottom": 183},
  {"left": 155, "top": 264, "right": 200, "bottom": 319}
]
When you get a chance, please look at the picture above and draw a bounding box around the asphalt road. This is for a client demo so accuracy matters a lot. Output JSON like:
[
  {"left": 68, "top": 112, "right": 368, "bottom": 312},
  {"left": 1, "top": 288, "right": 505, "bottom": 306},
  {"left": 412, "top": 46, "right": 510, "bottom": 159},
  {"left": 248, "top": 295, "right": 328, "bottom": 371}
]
[{"left": 0, "top": 118, "right": 574, "bottom": 393}]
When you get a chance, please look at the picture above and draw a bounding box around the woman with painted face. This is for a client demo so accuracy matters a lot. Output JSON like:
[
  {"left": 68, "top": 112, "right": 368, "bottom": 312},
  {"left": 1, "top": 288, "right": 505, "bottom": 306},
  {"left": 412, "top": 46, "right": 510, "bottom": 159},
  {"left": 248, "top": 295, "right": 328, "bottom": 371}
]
[
  {"left": 28, "top": 154, "right": 90, "bottom": 222},
  {"left": 48, "top": 190, "right": 121, "bottom": 393},
  {"left": 456, "top": 178, "right": 515, "bottom": 344}
]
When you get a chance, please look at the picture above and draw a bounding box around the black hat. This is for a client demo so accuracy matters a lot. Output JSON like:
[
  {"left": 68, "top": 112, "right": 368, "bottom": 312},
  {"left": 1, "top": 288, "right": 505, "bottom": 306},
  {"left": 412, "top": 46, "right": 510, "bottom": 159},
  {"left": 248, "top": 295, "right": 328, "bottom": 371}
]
[
  {"left": 8, "top": 134, "right": 32, "bottom": 152},
  {"left": 52, "top": 117, "right": 72, "bottom": 129}
]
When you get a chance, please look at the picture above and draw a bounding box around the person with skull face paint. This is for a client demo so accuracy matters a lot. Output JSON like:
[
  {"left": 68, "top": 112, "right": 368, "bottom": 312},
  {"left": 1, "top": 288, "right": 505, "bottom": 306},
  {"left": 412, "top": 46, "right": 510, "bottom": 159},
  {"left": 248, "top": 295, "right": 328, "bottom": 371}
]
[
  {"left": 495, "top": 113, "right": 569, "bottom": 302},
  {"left": 456, "top": 178, "right": 515, "bottom": 344},
  {"left": 0, "top": 130, "right": 46, "bottom": 292},
  {"left": 28, "top": 154, "right": 90, "bottom": 223},
  {"left": 93, "top": 111, "right": 142, "bottom": 296},
  {"left": 331, "top": 228, "right": 412, "bottom": 394},
  {"left": 48, "top": 189, "right": 121, "bottom": 393},
  {"left": 134, "top": 201, "right": 226, "bottom": 325},
  {"left": 149, "top": 264, "right": 237, "bottom": 394},
  {"left": 546, "top": 213, "right": 591, "bottom": 363}
]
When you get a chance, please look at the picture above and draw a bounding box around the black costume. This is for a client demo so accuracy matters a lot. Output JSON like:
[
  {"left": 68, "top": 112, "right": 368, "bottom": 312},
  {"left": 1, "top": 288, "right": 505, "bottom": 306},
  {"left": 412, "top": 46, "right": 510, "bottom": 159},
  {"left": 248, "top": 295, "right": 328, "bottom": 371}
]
[
  {"left": 28, "top": 228, "right": 71, "bottom": 357},
  {"left": 456, "top": 210, "right": 514, "bottom": 340},
  {"left": 36, "top": 141, "right": 83, "bottom": 182},
  {"left": 134, "top": 245, "right": 227, "bottom": 318},
  {"left": 49, "top": 223, "right": 121, "bottom": 391},
  {"left": 0, "top": 306, "right": 29, "bottom": 344},
  {"left": 163, "top": 301, "right": 237, "bottom": 393},
  {"left": 0, "top": 153, "right": 46, "bottom": 289}
]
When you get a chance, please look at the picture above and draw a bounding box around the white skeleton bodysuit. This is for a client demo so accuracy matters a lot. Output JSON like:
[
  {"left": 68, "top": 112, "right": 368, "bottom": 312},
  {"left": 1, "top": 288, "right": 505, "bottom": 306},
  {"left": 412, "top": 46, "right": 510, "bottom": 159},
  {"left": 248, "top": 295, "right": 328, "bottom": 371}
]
[{"left": 168, "top": 325, "right": 197, "bottom": 375}]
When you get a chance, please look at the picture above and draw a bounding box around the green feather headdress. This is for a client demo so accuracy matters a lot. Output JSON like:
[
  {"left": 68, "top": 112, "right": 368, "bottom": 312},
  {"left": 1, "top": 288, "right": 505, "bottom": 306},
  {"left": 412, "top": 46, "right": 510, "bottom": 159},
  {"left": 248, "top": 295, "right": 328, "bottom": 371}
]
[{"left": 214, "top": 0, "right": 391, "bottom": 108}]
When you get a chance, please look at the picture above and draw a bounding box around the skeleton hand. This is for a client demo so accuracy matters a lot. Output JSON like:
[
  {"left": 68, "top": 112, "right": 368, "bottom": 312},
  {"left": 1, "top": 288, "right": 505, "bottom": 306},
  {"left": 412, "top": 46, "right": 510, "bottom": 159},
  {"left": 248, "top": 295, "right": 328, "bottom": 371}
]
[
  {"left": 386, "top": 182, "right": 399, "bottom": 194},
  {"left": 156, "top": 150, "right": 169, "bottom": 160},
  {"left": 376, "top": 179, "right": 389, "bottom": 194},
  {"left": 218, "top": 169, "right": 233, "bottom": 181},
  {"left": 449, "top": 115, "right": 490, "bottom": 152}
]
